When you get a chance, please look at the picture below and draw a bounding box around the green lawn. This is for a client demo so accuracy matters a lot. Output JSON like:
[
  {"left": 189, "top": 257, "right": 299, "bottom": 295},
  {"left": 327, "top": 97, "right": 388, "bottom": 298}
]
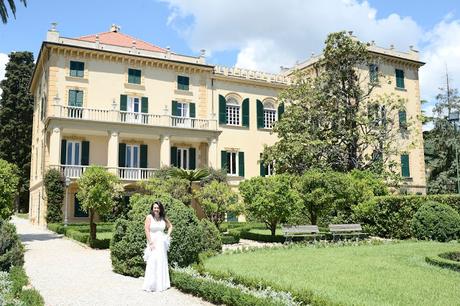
[{"left": 204, "top": 241, "right": 460, "bottom": 306}]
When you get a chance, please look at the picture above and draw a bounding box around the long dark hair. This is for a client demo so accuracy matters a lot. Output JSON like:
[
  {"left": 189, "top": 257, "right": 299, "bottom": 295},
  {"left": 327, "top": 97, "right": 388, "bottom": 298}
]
[{"left": 150, "top": 201, "right": 166, "bottom": 220}]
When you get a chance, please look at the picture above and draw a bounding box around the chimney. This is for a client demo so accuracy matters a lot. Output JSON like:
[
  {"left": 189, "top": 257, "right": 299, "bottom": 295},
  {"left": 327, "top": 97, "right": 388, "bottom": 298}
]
[
  {"left": 199, "top": 49, "right": 206, "bottom": 64},
  {"left": 46, "top": 22, "right": 59, "bottom": 42},
  {"left": 110, "top": 24, "right": 121, "bottom": 33}
]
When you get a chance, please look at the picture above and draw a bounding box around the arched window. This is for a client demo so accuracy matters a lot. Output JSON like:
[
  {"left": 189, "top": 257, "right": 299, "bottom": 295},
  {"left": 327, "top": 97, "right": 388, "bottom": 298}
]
[
  {"left": 263, "top": 99, "right": 277, "bottom": 128},
  {"left": 226, "top": 97, "right": 240, "bottom": 125}
]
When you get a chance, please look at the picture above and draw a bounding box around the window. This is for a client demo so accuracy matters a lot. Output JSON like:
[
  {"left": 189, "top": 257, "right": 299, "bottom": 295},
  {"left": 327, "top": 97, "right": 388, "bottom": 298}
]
[
  {"left": 177, "top": 102, "right": 189, "bottom": 117},
  {"left": 226, "top": 98, "right": 240, "bottom": 125},
  {"left": 395, "top": 69, "right": 405, "bottom": 89},
  {"left": 401, "top": 154, "right": 410, "bottom": 177},
  {"left": 40, "top": 96, "right": 46, "bottom": 120},
  {"left": 369, "top": 64, "right": 378, "bottom": 83},
  {"left": 70, "top": 61, "right": 84, "bottom": 77},
  {"left": 176, "top": 148, "right": 189, "bottom": 169},
  {"left": 226, "top": 151, "right": 237, "bottom": 175},
  {"left": 68, "top": 90, "right": 83, "bottom": 118},
  {"left": 128, "top": 68, "right": 141, "bottom": 84},
  {"left": 125, "top": 145, "right": 139, "bottom": 168},
  {"left": 177, "top": 75, "right": 189, "bottom": 91},
  {"left": 66, "top": 141, "right": 81, "bottom": 165},
  {"left": 263, "top": 101, "right": 277, "bottom": 128},
  {"left": 399, "top": 110, "right": 407, "bottom": 130}
]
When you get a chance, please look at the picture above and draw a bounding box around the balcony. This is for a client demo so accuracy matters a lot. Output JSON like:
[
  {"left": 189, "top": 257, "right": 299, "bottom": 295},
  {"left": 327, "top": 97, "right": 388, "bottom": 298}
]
[
  {"left": 53, "top": 165, "right": 156, "bottom": 181},
  {"left": 52, "top": 105, "right": 218, "bottom": 130}
]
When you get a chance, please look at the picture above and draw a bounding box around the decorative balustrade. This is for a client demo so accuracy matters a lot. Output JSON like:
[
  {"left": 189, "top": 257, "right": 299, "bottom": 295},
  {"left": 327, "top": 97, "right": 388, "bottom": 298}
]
[
  {"left": 213, "top": 65, "right": 291, "bottom": 84},
  {"left": 52, "top": 105, "right": 217, "bottom": 130},
  {"left": 51, "top": 165, "right": 156, "bottom": 181}
]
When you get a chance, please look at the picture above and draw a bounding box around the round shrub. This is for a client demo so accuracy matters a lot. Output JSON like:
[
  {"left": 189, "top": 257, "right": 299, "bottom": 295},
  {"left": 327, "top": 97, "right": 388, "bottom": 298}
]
[
  {"left": 111, "top": 193, "right": 204, "bottom": 277},
  {"left": 411, "top": 201, "right": 460, "bottom": 242},
  {"left": 0, "top": 219, "right": 24, "bottom": 272}
]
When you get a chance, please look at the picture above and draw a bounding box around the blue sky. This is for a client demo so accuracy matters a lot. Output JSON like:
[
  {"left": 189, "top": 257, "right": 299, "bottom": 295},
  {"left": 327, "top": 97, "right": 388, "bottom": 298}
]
[{"left": 2, "top": 0, "right": 460, "bottom": 113}]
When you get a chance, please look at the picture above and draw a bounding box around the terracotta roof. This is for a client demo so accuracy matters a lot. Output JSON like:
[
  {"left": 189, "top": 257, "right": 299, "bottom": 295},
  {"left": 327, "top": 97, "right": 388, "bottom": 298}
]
[{"left": 77, "top": 31, "right": 167, "bottom": 53}]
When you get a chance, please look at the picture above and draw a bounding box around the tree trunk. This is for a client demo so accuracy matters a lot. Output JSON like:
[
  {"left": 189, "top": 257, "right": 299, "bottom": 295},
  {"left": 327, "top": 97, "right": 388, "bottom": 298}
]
[
  {"left": 270, "top": 223, "right": 277, "bottom": 237},
  {"left": 89, "top": 208, "right": 97, "bottom": 241},
  {"left": 310, "top": 212, "right": 317, "bottom": 225}
]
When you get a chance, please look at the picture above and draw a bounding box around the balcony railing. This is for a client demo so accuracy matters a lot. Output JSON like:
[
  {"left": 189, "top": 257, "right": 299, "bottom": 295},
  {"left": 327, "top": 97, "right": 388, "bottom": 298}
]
[
  {"left": 52, "top": 165, "right": 156, "bottom": 181},
  {"left": 52, "top": 105, "right": 217, "bottom": 130}
]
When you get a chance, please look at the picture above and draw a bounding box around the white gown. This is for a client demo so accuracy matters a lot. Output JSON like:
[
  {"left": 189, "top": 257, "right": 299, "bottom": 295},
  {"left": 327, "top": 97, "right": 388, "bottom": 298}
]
[{"left": 142, "top": 215, "right": 171, "bottom": 292}]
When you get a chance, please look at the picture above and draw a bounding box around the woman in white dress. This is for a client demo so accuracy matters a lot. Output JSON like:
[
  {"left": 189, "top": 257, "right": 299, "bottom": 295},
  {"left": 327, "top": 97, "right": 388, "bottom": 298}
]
[{"left": 142, "top": 201, "right": 173, "bottom": 292}]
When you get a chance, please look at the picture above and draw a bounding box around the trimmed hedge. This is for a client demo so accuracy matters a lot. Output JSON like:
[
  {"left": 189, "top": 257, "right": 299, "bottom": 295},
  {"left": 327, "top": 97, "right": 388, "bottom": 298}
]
[
  {"left": 426, "top": 252, "right": 460, "bottom": 272},
  {"left": 411, "top": 202, "right": 460, "bottom": 242},
  {"left": 222, "top": 234, "right": 240, "bottom": 244},
  {"left": 47, "top": 223, "right": 111, "bottom": 249},
  {"left": 201, "top": 267, "right": 338, "bottom": 306},
  {"left": 354, "top": 195, "right": 460, "bottom": 239},
  {"left": 0, "top": 220, "right": 24, "bottom": 272},
  {"left": 200, "top": 219, "right": 222, "bottom": 253},
  {"left": 44, "top": 169, "right": 65, "bottom": 223},
  {"left": 240, "top": 230, "right": 285, "bottom": 243},
  {"left": 171, "top": 269, "right": 285, "bottom": 306}
]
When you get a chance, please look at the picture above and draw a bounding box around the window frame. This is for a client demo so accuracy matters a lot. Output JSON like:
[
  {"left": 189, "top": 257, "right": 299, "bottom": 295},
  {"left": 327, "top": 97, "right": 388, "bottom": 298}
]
[
  {"left": 125, "top": 144, "right": 140, "bottom": 168},
  {"left": 369, "top": 64, "right": 379, "bottom": 83},
  {"left": 70, "top": 61, "right": 85, "bottom": 78},
  {"left": 68, "top": 89, "right": 84, "bottom": 107},
  {"left": 263, "top": 101, "right": 277, "bottom": 129},
  {"left": 226, "top": 151, "right": 238, "bottom": 176},
  {"left": 226, "top": 98, "right": 241, "bottom": 126},
  {"left": 401, "top": 154, "right": 410, "bottom": 178},
  {"left": 176, "top": 147, "right": 189, "bottom": 170},
  {"left": 177, "top": 102, "right": 190, "bottom": 118},
  {"left": 177, "top": 75, "right": 190, "bottom": 91},
  {"left": 128, "top": 68, "right": 142, "bottom": 85},
  {"left": 395, "top": 69, "right": 405, "bottom": 89},
  {"left": 66, "top": 140, "right": 82, "bottom": 166}
]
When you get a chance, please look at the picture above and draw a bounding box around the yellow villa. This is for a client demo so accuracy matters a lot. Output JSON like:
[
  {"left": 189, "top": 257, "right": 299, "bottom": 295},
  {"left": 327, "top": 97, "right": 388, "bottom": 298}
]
[{"left": 28, "top": 25, "right": 426, "bottom": 225}]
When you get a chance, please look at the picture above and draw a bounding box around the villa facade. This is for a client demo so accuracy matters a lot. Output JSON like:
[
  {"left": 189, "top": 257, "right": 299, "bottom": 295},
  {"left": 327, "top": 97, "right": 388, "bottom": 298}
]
[{"left": 28, "top": 25, "right": 426, "bottom": 225}]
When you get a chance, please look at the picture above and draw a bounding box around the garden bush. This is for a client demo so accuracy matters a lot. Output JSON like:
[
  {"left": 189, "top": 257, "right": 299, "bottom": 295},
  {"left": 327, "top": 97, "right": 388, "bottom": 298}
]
[
  {"left": 221, "top": 234, "right": 240, "bottom": 244},
  {"left": 18, "top": 288, "right": 45, "bottom": 306},
  {"left": 426, "top": 252, "right": 460, "bottom": 272},
  {"left": 353, "top": 194, "right": 460, "bottom": 239},
  {"left": 0, "top": 220, "right": 24, "bottom": 272},
  {"left": 411, "top": 201, "right": 460, "bottom": 242},
  {"left": 44, "top": 169, "right": 65, "bottom": 223},
  {"left": 199, "top": 219, "right": 222, "bottom": 253},
  {"left": 0, "top": 267, "right": 44, "bottom": 306},
  {"left": 0, "top": 159, "right": 19, "bottom": 220},
  {"left": 9, "top": 266, "right": 27, "bottom": 296},
  {"left": 111, "top": 193, "right": 220, "bottom": 277}
]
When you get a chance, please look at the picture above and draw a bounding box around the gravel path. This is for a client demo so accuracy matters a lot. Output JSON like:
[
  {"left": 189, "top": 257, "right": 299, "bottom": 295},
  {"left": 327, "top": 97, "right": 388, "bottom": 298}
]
[{"left": 12, "top": 217, "right": 212, "bottom": 306}]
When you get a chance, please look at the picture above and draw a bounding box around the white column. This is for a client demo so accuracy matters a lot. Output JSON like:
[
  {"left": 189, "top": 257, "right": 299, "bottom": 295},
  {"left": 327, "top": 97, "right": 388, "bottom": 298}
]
[
  {"left": 107, "top": 131, "right": 119, "bottom": 174},
  {"left": 49, "top": 127, "right": 62, "bottom": 166},
  {"left": 208, "top": 137, "right": 217, "bottom": 168},
  {"left": 160, "top": 135, "right": 171, "bottom": 167}
]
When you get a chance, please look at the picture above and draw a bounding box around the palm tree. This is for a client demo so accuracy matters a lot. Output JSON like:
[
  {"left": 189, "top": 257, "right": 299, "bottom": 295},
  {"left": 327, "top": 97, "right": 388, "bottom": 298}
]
[
  {"left": 169, "top": 168, "right": 209, "bottom": 204},
  {"left": 1, "top": 0, "right": 27, "bottom": 24}
]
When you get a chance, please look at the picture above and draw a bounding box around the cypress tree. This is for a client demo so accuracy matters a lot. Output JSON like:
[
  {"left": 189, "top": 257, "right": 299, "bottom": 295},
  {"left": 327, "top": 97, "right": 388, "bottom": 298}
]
[{"left": 0, "top": 51, "right": 34, "bottom": 212}]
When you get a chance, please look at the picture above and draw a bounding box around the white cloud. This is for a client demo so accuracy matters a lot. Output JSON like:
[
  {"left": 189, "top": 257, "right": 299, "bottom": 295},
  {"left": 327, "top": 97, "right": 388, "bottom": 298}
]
[
  {"left": 0, "top": 53, "right": 9, "bottom": 96},
  {"left": 159, "top": 0, "right": 422, "bottom": 72}
]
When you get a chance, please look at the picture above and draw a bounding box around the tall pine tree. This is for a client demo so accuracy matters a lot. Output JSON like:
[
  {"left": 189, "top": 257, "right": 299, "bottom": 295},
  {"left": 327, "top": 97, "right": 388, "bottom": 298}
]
[{"left": 0, "top": 51, "right": 34, "bottom": 211}]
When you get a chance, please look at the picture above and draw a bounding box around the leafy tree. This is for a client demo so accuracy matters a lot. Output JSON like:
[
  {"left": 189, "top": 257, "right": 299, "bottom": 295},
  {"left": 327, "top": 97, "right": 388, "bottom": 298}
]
[
  {"left": 425, "top": 79, "right": 460, "bottom": 194},
  {"left": 194, "top": 180, "right": 239, "bottom": 228},
  {"left": 0, "top": 52, "right": 34, "bottom": 212},
  {"left": 76, "top": 166, "right": 122, "bottom": 241},
  {"left": 264, "top": 31, "right": 405, "bottom": 177},
  {"left": 239, "top": 175, "right": 300, "bottom": 236},
  {"left": 44, "top": 169, "right": 65, "bottom": 223},
  {"left": 0, "top": 159, "right": 19, "bottom": 219},
  {"left": 0, "top": 0, "right": 26, "bottom": 23},
  {"left": 139, "top": 176, "right": 191, "bottom": 205}
]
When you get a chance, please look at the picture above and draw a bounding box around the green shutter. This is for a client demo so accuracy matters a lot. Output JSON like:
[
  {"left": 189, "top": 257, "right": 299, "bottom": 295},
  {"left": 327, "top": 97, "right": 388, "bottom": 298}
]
[
  {"left": 396, "top": 69, "right": 405, "bottom": 88},
  {"left": 189, "top": 147, "right": 196, "bottom": 170},
  {"left": 259, "top": 153, "right": 266, "bottom": 177},
  {"left": 118, "top": 143, "right": 126, "bottom": 167},
  {"left": 257, "top": 100, "right": 264, "bottom": 129},
  {"left": 399, "top": 110, "right": 407, "bottom": 129},
  {"left": 140, "top": 144, "right": 148, "bottom": 168},
  {"left": 120, "top": 95, "right": 127, "bottom": 111},
  {"left": 221, "top": 150, "right": 227, "bottom": 172},
  {"left": 171, "top": 147, "right": 178, "bottom": 167},
  {"left": 81, "top": 141, "right": 89, "bottom": 166},
  {"left": 278, "top": 103, "right": 285, "bottom": 120},
  {"left": 401, "top": 154, "right": 410, "bottom": 177},
  {"left": 141, "top": 97, "right": 148, "bottom": 113},
  {"left": 190, "top": 103, "right": 196, "bottom": 118},
  {"left": 242, "top": 98, "right": 249, "bottom": 128},
  {"left": 61, "top": 139, "right": 67, "bottom": 165},
  {"left": 238, "top": 151, "right": 245, "bottom": 177},
  {"left": 171, "top": 101, "right": 178, "bottom": 116},
  {"left": 219, "top": 95, "right": 227, "bottom": 124}
]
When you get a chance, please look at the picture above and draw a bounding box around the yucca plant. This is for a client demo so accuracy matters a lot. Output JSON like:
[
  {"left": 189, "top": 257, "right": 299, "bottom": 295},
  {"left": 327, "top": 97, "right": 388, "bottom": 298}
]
[{"left": 169, "top": 168, "right": 210, "bottom": 204}]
